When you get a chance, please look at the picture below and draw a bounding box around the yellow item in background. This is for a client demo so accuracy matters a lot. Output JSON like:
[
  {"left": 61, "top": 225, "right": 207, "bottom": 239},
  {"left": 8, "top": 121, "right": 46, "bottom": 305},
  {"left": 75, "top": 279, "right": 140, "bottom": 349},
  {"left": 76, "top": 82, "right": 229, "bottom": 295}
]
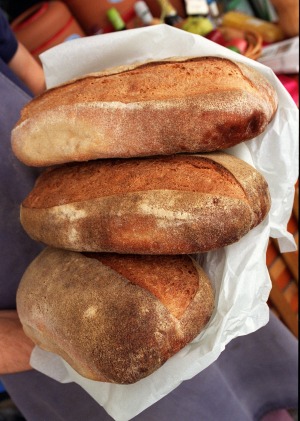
[
  {"left": 222, "top": 11, "right": 284, "bottom": 43},
  {"left": 182, "top": 16, "right": 213, "bottom": 36}
]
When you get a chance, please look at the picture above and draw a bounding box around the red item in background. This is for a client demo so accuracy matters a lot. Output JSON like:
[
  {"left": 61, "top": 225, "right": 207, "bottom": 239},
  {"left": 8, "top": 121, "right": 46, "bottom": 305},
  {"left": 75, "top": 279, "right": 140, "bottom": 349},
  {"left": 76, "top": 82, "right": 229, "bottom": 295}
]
[
  {"left": 11, "top": 1, "right": 85, "bottom": 61},
  {"left": 277, "top": 74, "right": 299, "bottom": 107},
  {"left": 206, "top": 29, "right": 226, "bottom": 46},
  {"left": 224, "top": 37, "right": 248, "bottom": 54}
]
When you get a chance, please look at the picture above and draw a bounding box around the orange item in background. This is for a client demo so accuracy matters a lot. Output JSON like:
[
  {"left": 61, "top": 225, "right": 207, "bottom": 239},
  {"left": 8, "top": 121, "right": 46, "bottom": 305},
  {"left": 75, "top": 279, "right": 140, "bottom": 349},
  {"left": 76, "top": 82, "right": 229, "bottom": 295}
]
[
  {"left": 11, "top": 1, "right": 86, "bottom": 61},
  {"left": 221, "top": 11, "right": 284, "bottom": 43},
  {"left": 270, "top": 0, "right": 299, "bottom": 38}
]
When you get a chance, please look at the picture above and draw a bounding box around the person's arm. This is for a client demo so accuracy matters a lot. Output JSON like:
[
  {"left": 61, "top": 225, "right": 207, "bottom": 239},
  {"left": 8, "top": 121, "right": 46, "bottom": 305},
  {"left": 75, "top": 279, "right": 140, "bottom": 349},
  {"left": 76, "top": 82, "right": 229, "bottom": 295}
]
[
  {"left": 8, "top": 41, "right": 46, "bottom": 96},
  {"left": 0, "top": 310, "right": 34, "bottom": 374}
]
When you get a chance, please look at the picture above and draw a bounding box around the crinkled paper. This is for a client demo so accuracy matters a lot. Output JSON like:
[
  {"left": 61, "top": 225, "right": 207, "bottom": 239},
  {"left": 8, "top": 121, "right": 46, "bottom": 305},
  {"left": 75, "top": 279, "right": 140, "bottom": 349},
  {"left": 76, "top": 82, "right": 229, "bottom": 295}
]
[{"left": 30, "top": 24, "right": 299, "bottom": 421}]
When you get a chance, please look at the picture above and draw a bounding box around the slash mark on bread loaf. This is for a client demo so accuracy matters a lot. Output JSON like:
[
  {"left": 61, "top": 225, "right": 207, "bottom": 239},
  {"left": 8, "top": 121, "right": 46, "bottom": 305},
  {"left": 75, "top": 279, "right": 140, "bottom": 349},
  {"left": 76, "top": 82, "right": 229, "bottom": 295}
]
[
  {"left": 20, "top": 153, "right": 270, "bottom": 254},
  {"left": 89, "top": 253, "right": 200, "bottom": 319},
  {"left": 22, "top": 155, "right": 248, "bottom": 208},
  {"left": 17, "top": 248, "right": 215, "bottom": 383}
]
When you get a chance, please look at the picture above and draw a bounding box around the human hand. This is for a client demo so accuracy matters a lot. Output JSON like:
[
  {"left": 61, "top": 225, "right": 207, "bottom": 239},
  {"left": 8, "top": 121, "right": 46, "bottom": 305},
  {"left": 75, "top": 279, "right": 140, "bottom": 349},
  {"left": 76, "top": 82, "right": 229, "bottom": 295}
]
[{"left": 0, "top": 310, "right": 34, "bottom": 374}]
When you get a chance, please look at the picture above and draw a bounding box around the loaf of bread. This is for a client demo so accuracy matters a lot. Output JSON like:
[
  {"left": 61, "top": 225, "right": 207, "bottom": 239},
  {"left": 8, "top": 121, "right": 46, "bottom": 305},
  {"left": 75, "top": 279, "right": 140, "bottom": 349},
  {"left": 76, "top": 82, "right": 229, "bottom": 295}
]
[
  {"left": 20, "top": 152, "right": 271, "bottom": 254},
  {"left": 17, "top": 248, "right": 214, "bottom": 384},
  {"left": 11, "top": 56, "right": 278, "bottom": 166}
]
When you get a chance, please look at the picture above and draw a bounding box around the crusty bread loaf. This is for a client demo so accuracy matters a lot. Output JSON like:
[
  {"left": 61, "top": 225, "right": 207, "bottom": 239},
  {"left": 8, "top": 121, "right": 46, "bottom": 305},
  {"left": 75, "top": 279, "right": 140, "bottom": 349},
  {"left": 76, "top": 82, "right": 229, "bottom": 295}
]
[
  {"left": 11, "top": 56, "right": 278, "bottom": 166},
  {"left": 20, "top": 152, "right": 271, "bottom": 254},
  {"left": 16, "top": 248, "right": 214, "bottom": 384}
]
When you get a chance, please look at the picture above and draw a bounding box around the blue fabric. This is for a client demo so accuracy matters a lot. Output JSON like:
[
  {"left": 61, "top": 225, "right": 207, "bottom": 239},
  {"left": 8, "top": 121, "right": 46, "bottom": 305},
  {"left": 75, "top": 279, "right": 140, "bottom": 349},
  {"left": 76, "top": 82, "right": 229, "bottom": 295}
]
[
  {"left": 0, "top": 62, "right": 43, "bottom": 309},
  {"left": 0, "top": 8, "right": 18, "bottom": 63},
  {"left": 0, "top": 380, "right": 5, "bottom": 393}
]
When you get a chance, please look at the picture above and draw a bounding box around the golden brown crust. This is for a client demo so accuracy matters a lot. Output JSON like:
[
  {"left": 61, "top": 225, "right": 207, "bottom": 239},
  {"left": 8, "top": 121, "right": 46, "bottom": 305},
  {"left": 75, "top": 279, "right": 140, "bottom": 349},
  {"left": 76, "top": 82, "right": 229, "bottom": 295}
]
[
  {"left": 203, "top": 152, "right": 271, "bottom": 228},
  {"left": 20, "top": 153, "right": 271, "bottom": 254},
  {"left": 11, "top": 56, "right": 278, "bottom": 166},
  {"left": 22, "top": 154, "right": 248, "bottom": 208},
  {"left": 17, "top": 248, "right": 214, "bottom": 384},
  {"left": 92, "top": 253, "right": 199, "bottom": 319}
]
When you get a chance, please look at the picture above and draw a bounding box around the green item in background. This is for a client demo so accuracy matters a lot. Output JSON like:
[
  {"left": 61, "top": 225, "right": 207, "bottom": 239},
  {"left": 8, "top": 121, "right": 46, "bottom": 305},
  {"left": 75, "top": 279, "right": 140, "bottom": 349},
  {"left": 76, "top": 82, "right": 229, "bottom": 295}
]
[
  {"left": 226, "top": 45, "right": 241, "bottom": 53},
  {"left": 225, "top": 0, "right": 255, "bottom": 15},
  {"left": 106, "top": 7, "right": 126, "bottom": 31},
  {"left": 182, "top": 16, "right": 213, "bottom": 36}
]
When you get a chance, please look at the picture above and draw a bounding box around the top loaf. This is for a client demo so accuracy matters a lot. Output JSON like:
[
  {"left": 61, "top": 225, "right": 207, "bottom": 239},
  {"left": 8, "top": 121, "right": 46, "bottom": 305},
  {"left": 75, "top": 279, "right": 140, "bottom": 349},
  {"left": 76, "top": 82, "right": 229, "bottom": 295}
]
[{"left": 11, "top": 56, "right": 278, "bottom": 166}]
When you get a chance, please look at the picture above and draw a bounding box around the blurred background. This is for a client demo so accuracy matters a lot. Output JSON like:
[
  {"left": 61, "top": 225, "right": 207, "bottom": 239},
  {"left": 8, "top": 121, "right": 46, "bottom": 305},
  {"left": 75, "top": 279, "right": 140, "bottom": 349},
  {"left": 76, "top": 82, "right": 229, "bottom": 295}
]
[{"left": 0, "top": 1, "right": 298, "bottom": 419}]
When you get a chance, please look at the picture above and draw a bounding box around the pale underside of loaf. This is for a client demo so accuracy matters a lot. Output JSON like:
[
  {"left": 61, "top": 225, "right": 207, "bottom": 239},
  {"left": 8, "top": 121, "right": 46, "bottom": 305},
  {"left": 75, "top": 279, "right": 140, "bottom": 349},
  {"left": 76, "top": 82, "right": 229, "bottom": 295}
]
[
  {"left": 11, "top": 56, "right": 278, "bottom": 166},
  {"left": 17, "top": 248, "right": 214, "bottom": 383},
  {"left": 21, "top": 190, "right": 254, "bottom": 253}
]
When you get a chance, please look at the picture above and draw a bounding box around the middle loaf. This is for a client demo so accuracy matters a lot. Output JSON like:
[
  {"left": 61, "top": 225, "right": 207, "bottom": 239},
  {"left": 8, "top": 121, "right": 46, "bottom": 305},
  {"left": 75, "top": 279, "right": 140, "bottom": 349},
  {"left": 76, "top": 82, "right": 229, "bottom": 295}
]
[{"left": 20, "top": 152, "right": 271, "bottom": 254}]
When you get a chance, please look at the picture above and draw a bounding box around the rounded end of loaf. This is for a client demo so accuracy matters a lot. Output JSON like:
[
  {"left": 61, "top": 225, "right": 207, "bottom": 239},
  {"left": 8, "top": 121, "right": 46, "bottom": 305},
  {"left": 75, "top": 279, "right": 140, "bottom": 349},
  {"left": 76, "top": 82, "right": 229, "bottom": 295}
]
[{"left": 17, "top": 248, "right": 215, "bottom": 384}]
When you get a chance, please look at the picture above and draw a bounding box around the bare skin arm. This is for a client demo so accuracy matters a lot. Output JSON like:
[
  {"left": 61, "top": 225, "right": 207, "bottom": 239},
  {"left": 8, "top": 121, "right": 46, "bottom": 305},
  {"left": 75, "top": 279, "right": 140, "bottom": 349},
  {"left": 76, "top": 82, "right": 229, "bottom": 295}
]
[
  {"left": 8, "top": 42, "right": 46, "bottom": 96},
  {"left": 0, "top": 310, "right": 34, "bottom": 374}
]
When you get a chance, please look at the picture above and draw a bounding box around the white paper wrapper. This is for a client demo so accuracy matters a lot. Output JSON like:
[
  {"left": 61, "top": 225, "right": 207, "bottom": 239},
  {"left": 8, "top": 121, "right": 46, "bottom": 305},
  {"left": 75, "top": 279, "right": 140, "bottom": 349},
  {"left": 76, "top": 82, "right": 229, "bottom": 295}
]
[{"left": 30, "top": 24, "right": 299, "bottom": 421}]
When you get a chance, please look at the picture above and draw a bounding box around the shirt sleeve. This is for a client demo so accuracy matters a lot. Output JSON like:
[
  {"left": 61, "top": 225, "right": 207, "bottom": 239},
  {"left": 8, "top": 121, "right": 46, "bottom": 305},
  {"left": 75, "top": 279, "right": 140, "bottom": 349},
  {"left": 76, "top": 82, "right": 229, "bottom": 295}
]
[{"left": 0, "top": 8, "right": 18, "bottom": 63}]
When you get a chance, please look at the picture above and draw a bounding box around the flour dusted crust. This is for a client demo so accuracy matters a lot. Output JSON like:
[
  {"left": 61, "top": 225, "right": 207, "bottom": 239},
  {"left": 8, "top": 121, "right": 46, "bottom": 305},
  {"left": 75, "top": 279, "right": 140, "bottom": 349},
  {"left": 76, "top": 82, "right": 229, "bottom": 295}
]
[
  {"left": 11, "top": 56, "right": 278, "bottom": 166},
  {"left": 20, "top": 153, "right": 271, "bottom": 254},
  {"left": 16, "top": 248, "right": 215, "bottom": 384}
]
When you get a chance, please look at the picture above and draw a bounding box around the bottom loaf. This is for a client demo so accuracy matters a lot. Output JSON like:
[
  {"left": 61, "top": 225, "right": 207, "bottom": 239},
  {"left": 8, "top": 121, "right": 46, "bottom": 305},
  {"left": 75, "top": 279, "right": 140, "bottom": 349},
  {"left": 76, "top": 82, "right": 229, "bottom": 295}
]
[{"left": 16, "top": 247, "right": 215, "bottom": 384}]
